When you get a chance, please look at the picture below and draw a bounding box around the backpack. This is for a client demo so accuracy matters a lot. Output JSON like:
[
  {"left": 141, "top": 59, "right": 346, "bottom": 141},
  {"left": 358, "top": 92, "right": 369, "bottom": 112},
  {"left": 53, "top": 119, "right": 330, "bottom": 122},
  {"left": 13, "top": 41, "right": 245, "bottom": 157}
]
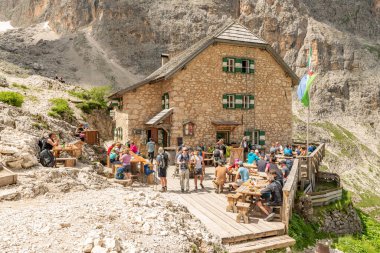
[
  {"left": 213, "top": 149, "right": 221, "bottom": 158},
  {"left": 38, "top": 138, "right": 46, "bottom": 151},
  {"left": 115, "top": 167, "right": 125, "bottom": 179},
  {"left": 158, "top": 152, "right": 169, "bottom": 169}
]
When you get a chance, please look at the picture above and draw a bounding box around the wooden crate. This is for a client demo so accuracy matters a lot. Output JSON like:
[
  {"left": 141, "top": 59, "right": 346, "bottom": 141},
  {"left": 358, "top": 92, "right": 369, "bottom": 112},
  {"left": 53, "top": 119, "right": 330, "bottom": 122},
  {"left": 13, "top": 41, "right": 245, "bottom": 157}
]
[
  {"left": 0, "top": 165, "right": 17, "bottom": 187},
  {"left": 84, "top": 130, "right": 99, "bottom": 145}
]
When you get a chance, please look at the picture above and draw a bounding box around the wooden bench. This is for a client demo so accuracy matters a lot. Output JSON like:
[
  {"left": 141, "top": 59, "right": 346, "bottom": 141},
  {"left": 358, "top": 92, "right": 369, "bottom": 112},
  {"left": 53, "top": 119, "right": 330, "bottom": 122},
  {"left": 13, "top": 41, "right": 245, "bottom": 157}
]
[
  {"left": 226, "top": 193, "right": 242, "bottom": 213},
  {"left": 55, "top": 158, "right": 77, "bottom": 167},
  {"left": 236, "top": 202, "right": 250, "bottom": 223}
]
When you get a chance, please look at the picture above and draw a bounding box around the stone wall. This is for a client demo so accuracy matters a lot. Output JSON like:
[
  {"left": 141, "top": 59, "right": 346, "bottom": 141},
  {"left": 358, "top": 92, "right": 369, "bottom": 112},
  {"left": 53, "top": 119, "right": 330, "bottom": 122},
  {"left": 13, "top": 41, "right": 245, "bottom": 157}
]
[
  {"left": 320, "top": 204, "right": 363, "bottom": 235},
  {"left": 115, "top": 42, "right": 293, "bottom": 151}
]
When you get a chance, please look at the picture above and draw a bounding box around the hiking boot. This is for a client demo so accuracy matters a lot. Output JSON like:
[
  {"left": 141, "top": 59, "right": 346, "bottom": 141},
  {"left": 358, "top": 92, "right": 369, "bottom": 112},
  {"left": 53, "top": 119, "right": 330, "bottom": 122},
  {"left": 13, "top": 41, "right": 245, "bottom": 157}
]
[{"left": 264, "top": 213, "right": 276, "bottom": 222}]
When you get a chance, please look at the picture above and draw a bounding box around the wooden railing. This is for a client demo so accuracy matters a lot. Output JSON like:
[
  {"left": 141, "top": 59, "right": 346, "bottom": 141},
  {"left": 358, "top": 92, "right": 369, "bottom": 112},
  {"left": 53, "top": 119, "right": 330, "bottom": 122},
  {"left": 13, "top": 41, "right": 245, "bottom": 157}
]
[
  {"left": 282, "top": 158, "right": 300, "bottom": 232},
  {"left": 307, "top": 187, "right": 343, "bottom": 207},
  {"left": 297, "top": 143, "right": 326, "bottom": 192}
]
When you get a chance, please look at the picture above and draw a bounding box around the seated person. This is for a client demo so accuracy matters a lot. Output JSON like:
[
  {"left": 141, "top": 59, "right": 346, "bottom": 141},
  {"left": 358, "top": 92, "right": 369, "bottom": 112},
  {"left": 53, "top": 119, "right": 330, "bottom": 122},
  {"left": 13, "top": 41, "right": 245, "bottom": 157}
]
[
  {"left": 295, "top": 145, "right": 301, "bottom": 156},
  {"left": 119, "top": 148, "right": 132, "bottom": 179},
  {"left": 279, "top": 160, "right": 290, "bottom": 180},
  {"left": 229, "top": 161, "right": 249, "bottom": 190},
  {"left": 110, "top": 143, "right": 122, "bottom": 163},
  {"left": 255, "top": 170, "right": 283, "bottom": 221},
  {"left": 144, "top": 164, "right": 155, "bottom": 176},
  {"left": 247, "top": 149, "right": 260, "bottom": 164},
  {"left": 213, "top": 160, "right": 228, "bottom": 194},
  {"left": 130, "top": 141, "right": 139, "bottom": 154},
  {"left": 266, "top": 157, "right": 284, "bottom": 186},
  {"left": 300, "top": 147, "right": 307, "bottom": 156},
  {"left": 75, "top": 124, "right": 85, "bottom": 141},
  {"left": 269, "top": 143, "right": 277, "bottom": 154},
  {"left": 257, "top": 154, "right": 267, "bottom": 172},
  {"left": 283, "top": 144, "right": 293, "bottom": 157},
  {"left": 285, "top": 157, "right": 293, "bottom": 171}
]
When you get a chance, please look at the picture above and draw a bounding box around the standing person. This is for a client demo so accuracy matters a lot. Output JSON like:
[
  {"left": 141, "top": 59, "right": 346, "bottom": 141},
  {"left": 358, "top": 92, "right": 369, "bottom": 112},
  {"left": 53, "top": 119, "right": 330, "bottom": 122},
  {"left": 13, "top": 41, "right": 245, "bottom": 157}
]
[
  {"left": 214, "top": 160, "right": 227, "bottom": 193},
  {"left": 119, "top": 149, "right": 132, "bottom": 179},
  {"left": 177, "top": 147, "right": 190, "bottom": 193},
  {"left": 213, "top": 146, "right": 222, "bottom": 167},
  {"left": 156, "top": 147, "right": 169, "bottom": 192},
  {"left": 191, "top": 150, "right": 205, "bottom": 192},
  {"left": 219, "top": 139, "right": 227, "bottom": 159},
  {"left": 240, "top": 137, "right": 249, "bottom": 161},
  {"left": 146, "top": 138, "right": 155, "bottom": 163}
]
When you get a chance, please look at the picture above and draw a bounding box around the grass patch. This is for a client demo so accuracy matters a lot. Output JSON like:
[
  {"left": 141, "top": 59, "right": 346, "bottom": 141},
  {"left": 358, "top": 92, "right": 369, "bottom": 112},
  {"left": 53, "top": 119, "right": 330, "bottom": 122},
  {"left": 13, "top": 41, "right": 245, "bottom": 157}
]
[
  {"left": 48, "top": 98, "right": 74, "bottom": 122},
  {"left": 319, "top": 165, "right": 329, "bottom": 172},
  {"left": 68, "top": 86, "right": 110, "bottom": 114},
  {"left": 12, "top": 82, "right": 29, "bottom": 90},
  {"left": 315, "top": 181, "right": 338, "bottom": 192},
  {"left": 313, "top": 122, "right": 358, "bottom": 158},
  {"left": 0, "top": 91, "right": 24, "bottom": 107},
  {"left": 357, "top": 192, "right": 380, "bottom": 217},
  {"left": 288, "top": 213, "right": 326, "bottom": 250},
  {"left": 31, "top": 114, "right": 49, "bottom": 129},
  {"left": 333, "top": 211, "right": 380, "bottom": 253}
]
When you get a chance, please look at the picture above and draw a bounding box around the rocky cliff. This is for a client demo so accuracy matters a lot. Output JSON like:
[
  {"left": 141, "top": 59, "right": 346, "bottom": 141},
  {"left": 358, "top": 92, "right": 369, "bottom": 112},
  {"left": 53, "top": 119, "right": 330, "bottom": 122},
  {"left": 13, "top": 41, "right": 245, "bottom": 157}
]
[{"left": 0, "top": 0, "right": 379, "bottom": 217}]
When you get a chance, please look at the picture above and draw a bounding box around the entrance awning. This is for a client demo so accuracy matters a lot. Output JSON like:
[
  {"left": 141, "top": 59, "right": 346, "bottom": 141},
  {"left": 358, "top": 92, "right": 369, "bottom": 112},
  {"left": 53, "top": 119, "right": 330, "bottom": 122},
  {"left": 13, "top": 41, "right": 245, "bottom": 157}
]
[
  {"left": 211, "top": 120, "right": 241, "bottom": 130},
  {"left": 145, "top": 108, "right": 173, "bottom": 126},
  {"left": 211, "top": 120, "right": 240, "bottom": 126}
]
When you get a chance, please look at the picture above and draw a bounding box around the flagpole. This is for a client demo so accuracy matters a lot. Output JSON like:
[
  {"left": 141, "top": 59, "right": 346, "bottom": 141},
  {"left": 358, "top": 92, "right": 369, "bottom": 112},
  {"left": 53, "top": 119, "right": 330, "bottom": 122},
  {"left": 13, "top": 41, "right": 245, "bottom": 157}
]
[{"left": 307, "top": 89, "right": 310, "bottom": 153}]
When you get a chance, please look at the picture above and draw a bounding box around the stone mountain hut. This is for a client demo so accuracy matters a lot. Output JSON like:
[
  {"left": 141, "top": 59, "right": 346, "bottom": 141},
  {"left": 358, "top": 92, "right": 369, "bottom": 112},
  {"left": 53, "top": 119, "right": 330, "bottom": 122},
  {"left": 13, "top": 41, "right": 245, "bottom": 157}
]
[{"left": 109, "top": 22, "right": 299, "bottom": 152}]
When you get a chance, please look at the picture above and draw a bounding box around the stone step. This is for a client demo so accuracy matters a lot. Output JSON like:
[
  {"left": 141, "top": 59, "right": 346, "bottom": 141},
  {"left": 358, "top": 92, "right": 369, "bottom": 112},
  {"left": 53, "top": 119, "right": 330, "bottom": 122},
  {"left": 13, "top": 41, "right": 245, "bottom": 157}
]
[{"left": 226, "top": 235, "right": 295, "bottom": 253}]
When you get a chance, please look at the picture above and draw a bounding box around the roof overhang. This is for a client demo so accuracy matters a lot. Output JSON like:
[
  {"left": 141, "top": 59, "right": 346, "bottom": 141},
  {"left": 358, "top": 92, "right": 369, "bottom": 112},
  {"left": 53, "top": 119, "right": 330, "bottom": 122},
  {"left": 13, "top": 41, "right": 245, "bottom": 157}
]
[{"left": 145, "top": 108, "right": 173, "bottom": 126}]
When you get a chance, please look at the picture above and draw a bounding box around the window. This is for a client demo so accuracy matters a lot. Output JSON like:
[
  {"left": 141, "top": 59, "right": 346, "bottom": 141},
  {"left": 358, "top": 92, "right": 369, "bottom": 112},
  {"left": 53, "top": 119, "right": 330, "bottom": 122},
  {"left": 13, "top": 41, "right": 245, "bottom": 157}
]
[
  {"left": 162, "top": 93, "right": 169, "bottom": 109},
  {"left": 227, "top": 95, "right": 235, "bottom": 108},
  {"left": 223, "top": 57, "right": 255, "bottom": 74},
  {"left": 223, "top": 94, "right": 254, "bottom": 109},
  {"left": 227, "top": 58, "right": 235, "bottom": 72},
  {"left": 253, "top": 130, "right": 259, "bottom": 145},
  {"left": 243, "top": 95, "right": 250, "bottom": 109},
  {"left": 242, "top": 60, "right": 249, "bottom": 73}
]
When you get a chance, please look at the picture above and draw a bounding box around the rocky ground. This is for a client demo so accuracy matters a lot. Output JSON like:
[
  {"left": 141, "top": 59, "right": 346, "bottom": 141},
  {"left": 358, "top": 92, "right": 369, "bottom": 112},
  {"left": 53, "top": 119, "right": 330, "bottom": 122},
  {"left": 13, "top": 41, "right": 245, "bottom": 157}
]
[{"left": 0, "top": 166, "right": 220, "bottom": 253}]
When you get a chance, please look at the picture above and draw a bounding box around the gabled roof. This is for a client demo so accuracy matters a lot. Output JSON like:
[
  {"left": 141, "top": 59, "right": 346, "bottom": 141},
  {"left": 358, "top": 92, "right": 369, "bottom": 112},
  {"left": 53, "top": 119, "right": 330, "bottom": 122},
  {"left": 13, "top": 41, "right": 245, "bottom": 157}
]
[{"left": 109, "top": 22, "right": 299, "bottom": 99}]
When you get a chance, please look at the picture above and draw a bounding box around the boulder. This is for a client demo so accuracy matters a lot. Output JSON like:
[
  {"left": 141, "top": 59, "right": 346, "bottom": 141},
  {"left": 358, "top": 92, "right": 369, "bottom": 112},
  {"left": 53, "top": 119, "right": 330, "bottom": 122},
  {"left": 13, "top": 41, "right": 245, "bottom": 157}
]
[
  {"left": 0, "top": 76, "right": 8, "bottom": 87},
  {"left": 6, "top": 158, "right": 23, "bottom": 170},
  {"left": 91, "top": 246, "right": 107, "bottom": 253},
  {"left": 21, "top": 153, "right": 39, "bottom": 168}
]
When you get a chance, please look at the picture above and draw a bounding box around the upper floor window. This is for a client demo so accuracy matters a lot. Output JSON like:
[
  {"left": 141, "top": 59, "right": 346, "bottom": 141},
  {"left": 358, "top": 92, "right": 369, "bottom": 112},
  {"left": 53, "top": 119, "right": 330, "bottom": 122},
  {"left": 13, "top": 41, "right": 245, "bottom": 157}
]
[
  {"left": 222, "top": 57, "right": 255, "bottom": 74},
  {"left": 162, "top": 93, "right": 169, "bottom": 109}
]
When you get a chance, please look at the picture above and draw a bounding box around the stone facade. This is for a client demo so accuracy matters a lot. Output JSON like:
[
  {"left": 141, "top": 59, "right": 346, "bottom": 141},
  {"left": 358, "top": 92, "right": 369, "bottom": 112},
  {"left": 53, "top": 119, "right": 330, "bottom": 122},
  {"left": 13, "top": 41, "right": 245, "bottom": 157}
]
[{"left": 114, "top": 42, "right": 293, "bottom": 152}]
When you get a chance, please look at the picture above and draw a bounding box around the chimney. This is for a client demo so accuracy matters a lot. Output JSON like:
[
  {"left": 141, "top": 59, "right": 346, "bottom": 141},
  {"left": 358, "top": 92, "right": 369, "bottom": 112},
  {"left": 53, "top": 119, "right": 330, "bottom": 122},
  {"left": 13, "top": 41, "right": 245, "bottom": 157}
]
[{"left": 161, "top": 53, "right": 169, "bottom": 66}]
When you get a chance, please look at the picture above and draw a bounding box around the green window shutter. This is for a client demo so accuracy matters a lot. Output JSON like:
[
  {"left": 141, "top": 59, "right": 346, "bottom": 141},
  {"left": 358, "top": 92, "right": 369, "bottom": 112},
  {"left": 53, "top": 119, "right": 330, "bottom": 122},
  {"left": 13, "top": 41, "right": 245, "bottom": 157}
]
[
  {"left": 249, "top": 59, "right": 255, "bottom": 74},
  {"left": 235, "top": 58, "right": 242, "bottom": 73},
  {"left": 222, "top": 57, "right": 228, "bottom": 72},
  {"left": 235, "top": 94, "right": 243, "bottom": 108},
  {"left": 259, "top": 130, "right": 265, "bottom": 145},
  {"left": 222, "top": 94, "right": 228, "bottom": 108},
  {"left": 249, "top": 95, "right": 254, "bottom": 109},
  {"left": 244, "top": 131, "right": 252, "bottom": 143},
  {"left": 161, "top": 95, "right": 165, "bottom": 109},
  {"left": 164, "top": 93, "right": 169, "bottom": 109}
]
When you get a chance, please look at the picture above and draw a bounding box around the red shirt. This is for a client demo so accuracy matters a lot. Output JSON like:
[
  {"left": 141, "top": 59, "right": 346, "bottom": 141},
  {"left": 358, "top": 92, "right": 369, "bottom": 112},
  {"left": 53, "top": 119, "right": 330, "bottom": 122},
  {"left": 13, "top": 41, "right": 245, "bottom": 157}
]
[
  {"left": 130, "top": 144, "right": 138, "bottom": 153},
  {"left": 107, "top": 145, "right": 115, "bottom": 155}
]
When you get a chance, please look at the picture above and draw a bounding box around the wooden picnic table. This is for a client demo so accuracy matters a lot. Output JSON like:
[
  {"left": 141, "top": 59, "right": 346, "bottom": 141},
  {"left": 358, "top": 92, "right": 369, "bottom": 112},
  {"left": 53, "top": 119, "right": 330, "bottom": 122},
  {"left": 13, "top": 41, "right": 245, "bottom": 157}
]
[{"left": 52, "top": 145, "right": 81, "bottom": 158}]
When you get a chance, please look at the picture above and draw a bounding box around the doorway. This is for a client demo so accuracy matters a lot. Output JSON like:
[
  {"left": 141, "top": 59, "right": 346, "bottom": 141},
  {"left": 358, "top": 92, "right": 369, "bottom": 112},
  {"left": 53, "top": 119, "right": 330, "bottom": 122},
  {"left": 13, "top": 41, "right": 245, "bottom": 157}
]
[{"left": 216, "top": 131, "right": 230, "bottom": 144}]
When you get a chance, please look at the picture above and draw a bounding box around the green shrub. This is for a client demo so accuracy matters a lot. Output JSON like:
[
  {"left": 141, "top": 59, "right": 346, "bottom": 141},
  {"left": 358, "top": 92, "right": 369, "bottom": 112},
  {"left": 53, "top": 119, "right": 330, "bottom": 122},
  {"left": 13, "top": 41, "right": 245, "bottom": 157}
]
[
  {"left": 48, "top": 98, "right": 74, "bottom": 122},
  {"left": 12, "top": 82, "right": 29, "bottom": 90},
  {"left": 0, "top": 91, "right": 24, "bottom": 107},
  {"left": 68, "top": 86, "right": 110, "bottom": 114}
]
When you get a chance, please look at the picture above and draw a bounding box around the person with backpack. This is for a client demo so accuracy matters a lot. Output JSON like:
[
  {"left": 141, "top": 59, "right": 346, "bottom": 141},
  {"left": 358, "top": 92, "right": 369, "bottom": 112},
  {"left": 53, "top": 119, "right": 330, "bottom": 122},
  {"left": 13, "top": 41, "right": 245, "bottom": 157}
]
[
  {"left": 191, "top": 149, "right": 205, "bottom": 192},
  {"left": 39, "top": 133, "right": 59, "bottom": 167},
  {"left": 213, "top": 146, "right": 222, "bottom": 167},
  {"left": 256, "top": 169, "right": 283, "bottom": 221},
  {"left": 156, "top": 147, "right": 169, "bottom": 192},
  {"left": 177, "top": 147, "right": 190, "bottom": 193}
]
